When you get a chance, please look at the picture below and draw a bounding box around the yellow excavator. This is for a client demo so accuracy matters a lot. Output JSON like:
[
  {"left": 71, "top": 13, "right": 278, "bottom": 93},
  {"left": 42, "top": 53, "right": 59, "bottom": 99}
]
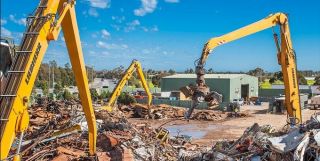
[
  {"left": 184, "top": 12, "right": 302, "bottom": 125},
  {"left": 0, "top": 0, "right": 97, "bottom": 160},
  {"left": 102, "top": 60, "right": 152, "bottom": 111}
]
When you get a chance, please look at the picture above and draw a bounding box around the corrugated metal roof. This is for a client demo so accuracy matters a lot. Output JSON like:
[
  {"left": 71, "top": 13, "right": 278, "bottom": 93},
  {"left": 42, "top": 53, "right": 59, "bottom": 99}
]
[
  {"left": 89, "top": 78, "right": 117, "bottom": 89},
  {"left": 163, "top": 74, "right": 248, "bottom": 79}
]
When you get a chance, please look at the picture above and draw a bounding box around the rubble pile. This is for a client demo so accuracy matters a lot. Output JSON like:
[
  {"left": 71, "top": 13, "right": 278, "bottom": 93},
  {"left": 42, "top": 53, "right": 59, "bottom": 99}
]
[
  {"left": 120, "top": 103, "right": 248, "bottom": 121},
  {"left": 179, "top": 113, "right": 320, "bottom": 161},
  {"left": 133, "top": 103, "right": 186, "bottom": 119},
  {"left": 22, "top": 100, "right": 89, "bottom": 160},
  {"left": 19, "top": 100, "right": 319, "bottom": 161},
  {"left": 95, "top": 110, "right": 182, "bottom": 160},
  {"left": 191, "top": 110, "right": 225, "bottom": 121},
  {"left": 21, "top": 101, "right": 183, "bottom": 160}
]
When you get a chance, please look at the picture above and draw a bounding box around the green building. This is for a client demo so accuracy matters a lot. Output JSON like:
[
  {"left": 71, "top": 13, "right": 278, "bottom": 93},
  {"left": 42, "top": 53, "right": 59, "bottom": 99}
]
[{"left": 161, "top": 74, "right": 258, "bottom": 102}]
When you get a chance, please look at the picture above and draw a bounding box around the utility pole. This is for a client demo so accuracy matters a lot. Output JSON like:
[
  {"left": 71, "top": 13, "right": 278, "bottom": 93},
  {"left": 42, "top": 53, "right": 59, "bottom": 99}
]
[
  {"left": 52, "top": 61, "right": 55, "bottom": 89},
  {"left": 52, "top": 57, "right": 55, "bottom": 89}
]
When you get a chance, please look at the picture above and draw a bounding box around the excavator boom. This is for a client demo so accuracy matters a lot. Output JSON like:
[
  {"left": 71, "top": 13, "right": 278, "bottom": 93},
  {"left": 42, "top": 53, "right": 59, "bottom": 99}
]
[
  {"left": 102, "top": 60, "right": 152, "bottom": 111},
  {"left": 194, "top": 12, "right": 301, "bottom": 124},
  {"left": 0, "top": 0, "right": 97, "bottom": 160}
]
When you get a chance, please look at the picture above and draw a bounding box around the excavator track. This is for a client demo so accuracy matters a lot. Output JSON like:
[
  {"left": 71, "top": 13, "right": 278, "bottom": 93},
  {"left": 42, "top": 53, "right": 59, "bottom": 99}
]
[{"left": 0, "top": 0, "right": 50, "bottom": 139}]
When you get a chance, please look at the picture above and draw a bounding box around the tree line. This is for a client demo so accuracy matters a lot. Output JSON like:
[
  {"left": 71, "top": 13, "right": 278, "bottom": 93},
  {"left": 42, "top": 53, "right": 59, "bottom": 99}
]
[
  {"left": 35, "top": 62, "right": 320, "bottom": 98},
  {"left": 185, "top": 67, "right": 320, "bottom": 85},
  {"left": 34, "top": 60, "right": 95, "bottom": 97}
]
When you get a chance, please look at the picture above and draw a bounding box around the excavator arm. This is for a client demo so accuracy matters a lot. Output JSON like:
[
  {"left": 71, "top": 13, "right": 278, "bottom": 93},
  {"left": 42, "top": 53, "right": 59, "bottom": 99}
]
[
  {"left": 194, "top": 12, "right": 301, "bottom": 124},
  {"left": 0, "top": 0, "right": 97, "bottom": 160},
  {"left": 102, "top": 60, "right": 152, "bottom": 111}
]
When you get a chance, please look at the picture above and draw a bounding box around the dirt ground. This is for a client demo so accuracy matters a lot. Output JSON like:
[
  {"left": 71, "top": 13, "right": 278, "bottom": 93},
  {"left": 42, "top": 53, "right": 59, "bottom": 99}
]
[{"left": 129, "top": 102, "right": 320, "bottom": 146}]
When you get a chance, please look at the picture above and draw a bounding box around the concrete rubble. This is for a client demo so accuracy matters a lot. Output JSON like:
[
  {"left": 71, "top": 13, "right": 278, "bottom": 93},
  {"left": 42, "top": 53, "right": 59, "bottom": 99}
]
[{"left": 17, "top": 100, "right": 320, "bottom": 161}]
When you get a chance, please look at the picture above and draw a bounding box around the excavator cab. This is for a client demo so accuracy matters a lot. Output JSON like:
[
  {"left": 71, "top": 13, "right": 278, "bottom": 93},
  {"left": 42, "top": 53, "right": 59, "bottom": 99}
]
[{"left": 0, "top": 38, "right": 15, "bottom": 78}]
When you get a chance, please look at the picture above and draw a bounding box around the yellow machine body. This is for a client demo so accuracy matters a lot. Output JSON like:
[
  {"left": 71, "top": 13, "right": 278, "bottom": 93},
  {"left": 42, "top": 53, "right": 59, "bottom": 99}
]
[
  {"left": 0, "top": 0, "right": 97, "bottom": 159},
  {"left": 102, "top": 60, "right": 152, "bottom": 111},
  {"left": 197, "top": 13, "right": 301, "bottom": 124}
]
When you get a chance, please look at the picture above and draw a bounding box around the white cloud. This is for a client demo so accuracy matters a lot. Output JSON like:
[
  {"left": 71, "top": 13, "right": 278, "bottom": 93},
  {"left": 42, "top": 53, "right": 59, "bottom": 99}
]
[
  {"left": 134, "top": 0, "right": 158, "bottom": 16},
  {"left": 82, "top": 11, "right": 89, "bottom": 18},
  {"left": 141, "top": 25, "right": 159, "bottom": 32},
  {"left": 141, "top": 27, "right": 149, "bottom": 32},
  {"left": 101, "top": 29, "right": 111, "bottom": 39},
  {"left": 111, "top": 16, "right": 125, "bottom": 23},
  {"left": 1, "top": 19, "right": 7, "bottom": 25},
  {"left": 88, "top": 8, "right": 99, "bottom": 17},
  {"left": 91, "top": 33, "right": 98, "bottom": 38},
  {"left": 111, "top": 24, "right": 121, "bottom": 31},
  {"left": 164, "top": 0, "right": 179, "bottom": 3},
  {"left": 151, "top": 26, "right": 159, "bottom": 32},
  {"left": 110, "top": 18, "right": 158, "bottom": 33},
  {"left": 9, "top": 15, "right": 26, "bottom": 26},
  {"left": 97, "top": 41, "right": 108, "bottom": 48},
  {"left": 96, "top": 41, "right": 128, "bottom": 50},
  {"left": 131, "top": 20, "right": 141, "bottom": 26},
  {"left": 161, "top": 50, "right": 175, "bottom": 56},
  {"left": 86, "top": 0, "right": 111, "bottom": 9},
  {"left": 1, "top": 27, "right": 12, "bottom": 36},
  {"left": 124, "top": 20, "right": 141, "bottom": 32},
  {"left": 121, "top": 44, "right": 128, "bottom": 49}
]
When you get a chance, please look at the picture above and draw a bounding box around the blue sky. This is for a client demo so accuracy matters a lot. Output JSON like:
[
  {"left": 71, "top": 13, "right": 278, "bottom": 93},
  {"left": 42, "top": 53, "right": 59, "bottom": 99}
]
[{"left": 1, "top": 0, "right": 320, "bottom": 72}]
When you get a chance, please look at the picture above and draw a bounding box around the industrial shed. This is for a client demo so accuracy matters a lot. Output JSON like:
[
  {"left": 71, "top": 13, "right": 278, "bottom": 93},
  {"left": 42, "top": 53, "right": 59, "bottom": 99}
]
[{"left": 161, "top": 74, "right": 258, "bottom": 102}]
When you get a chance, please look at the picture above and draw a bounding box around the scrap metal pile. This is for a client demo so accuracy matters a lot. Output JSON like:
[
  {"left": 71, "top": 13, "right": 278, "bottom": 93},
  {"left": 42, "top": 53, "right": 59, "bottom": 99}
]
[
  {"left": 19, "top": 101, "right": 184, "bottom": 160},
  {"left": 178, "top": 113, "right": 320, "bottom": 161},
  {"left": 119, "top": 103, "right": 249, "bottom": 121},
  {"left": 18, "top": 100, "right": 319, "bottom": 161}
]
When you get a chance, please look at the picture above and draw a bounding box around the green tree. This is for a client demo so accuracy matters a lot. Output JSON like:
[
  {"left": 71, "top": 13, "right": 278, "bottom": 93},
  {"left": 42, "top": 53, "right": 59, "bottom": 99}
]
[
  {"left": 207, "top": 68, "right": 214, "bottom": 74},
  {"left": 53, "top": 83, "right": 63, "bottom": 99},
  {"left": 90, "top": 89, "right": 99, "bottom": 101},
  {"left": 133, "top": 78, "right": 142, "bottom": 88},
  {"left": 86, "top": 66, "right": 96, "bottom": 83},
  {"left": 269, "top": 71, "right": 307, "bottom": 85},
  {"left": 297, "top": 72, "right": 307, "bottom": 85},
  {"left": 184, "top": 68, "right": 194, "bottom": 74},
  {"left": 314, "top": 76, "right": 320, "bottom": 85},
  {"left": 54, "top": 82, "right": 63, "bottom": 95},
  {"left": 118, "top": 92, "right": 136, "bottom": 105},
  {"left": 62, "top": 89, "right": 73, "bottom": 100},
  {"left": 151, "top": 75, "right": 161, "bottom": 87},
  {"left": 38, "top": 80, "right": 48, "bottom": 96},
  {"left": 269, "top": 71, "right": 283, "bottom": 84},
  {"left": 99, "top": 90, "right": 111, "bottom": 99},
  {"left": 168, "top": 69, "right": 176, "bottom": 75},
  {"left": 248, "top": 67, "right": 265, "bottom": 82},
  {"left": 64, "top": 63, "right": 75, "bottom": 86}
]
